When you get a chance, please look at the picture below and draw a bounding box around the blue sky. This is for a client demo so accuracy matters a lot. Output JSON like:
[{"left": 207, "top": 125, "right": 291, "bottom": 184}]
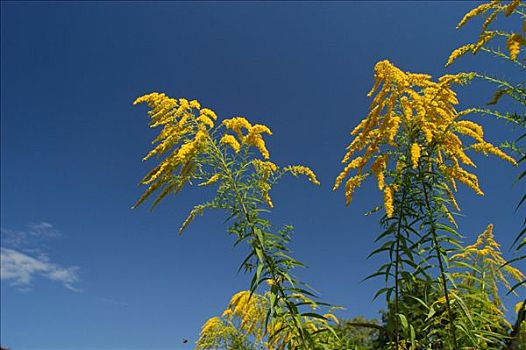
[{"left": 1, "top": 2, "right": 524, "bottom": 349}]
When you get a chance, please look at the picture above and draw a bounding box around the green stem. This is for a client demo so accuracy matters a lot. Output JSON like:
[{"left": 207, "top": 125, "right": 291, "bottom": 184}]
[
  {"left": 393, "top": 185, "right": 409, "bottom": 350},
  {"left": 479, "top": 47, "right": 526, "bottom": 70},
  {"left": 208, "top": 138, "right": 311, "bottom": 348},
  {"left": 418, "top": 162, "right": 458, "bottom": 349}
]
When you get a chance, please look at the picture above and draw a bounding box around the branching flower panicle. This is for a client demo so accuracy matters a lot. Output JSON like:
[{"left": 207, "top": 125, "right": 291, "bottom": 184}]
[
  {"left": 132, "top": 93, "right": 215, "bottom": 209},
  {"left": 222, "top": 117, "right": 273, "bottom": 159},
  {"left": 197, "top": 290, "right": 340, "bottom": 350},
  {"left": 334, "top": 60, "right": 515, "bottom": 217},
  {"left": 452, "top": 224, "right": 525, "bottom": 301},
  {"left": 284, "top": 165, "right": 320, "bottom": 185},
  {"left": 447, "top": 0, "right": 526, "bottom": 65},
  {"left": 134, "top": 92, "right": 325, "bottom": 349}
]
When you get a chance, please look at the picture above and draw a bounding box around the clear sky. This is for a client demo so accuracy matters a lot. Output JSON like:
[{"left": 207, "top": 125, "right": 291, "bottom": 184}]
[{"left": 1, "top": 2, "right": 524, "bottom": 349}]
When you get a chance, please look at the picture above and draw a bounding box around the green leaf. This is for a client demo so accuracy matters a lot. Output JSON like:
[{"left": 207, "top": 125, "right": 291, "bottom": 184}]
[{"left": 398, "top": 313, "right": 408, "bottom": 330}]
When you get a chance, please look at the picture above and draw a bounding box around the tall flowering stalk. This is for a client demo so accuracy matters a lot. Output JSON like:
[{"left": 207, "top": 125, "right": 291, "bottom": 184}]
[
  {"left": 334, "top": 60, "right": 516, "bottom": 349},
  {"left": 447, "top": 225, "right": 525, "bottom": 348},
  {"left": 447, "top": 1, "right": 526, "bottom": 305},
  {"left": 133, "top": 93, "right": 326, "bottom": 349},
  {"left": 446, "top": 0, "right": 526, "bottom": 126}
]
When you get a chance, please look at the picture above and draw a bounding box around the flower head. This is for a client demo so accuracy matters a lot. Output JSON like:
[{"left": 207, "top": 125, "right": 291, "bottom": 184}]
[
  {"left": 222, "top": 117, "right": 272, "bottom": 159},
  {"left": 334, "top": 61, "right": 514, "bottom": 216}
]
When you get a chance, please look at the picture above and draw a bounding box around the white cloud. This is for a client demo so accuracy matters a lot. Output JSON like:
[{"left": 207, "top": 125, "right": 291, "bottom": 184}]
[
  {"left": 0, "top": 248, "right": 80, "bottom": 291},
  {"left": 0, "top": 223, "right": 80, "bottom": 291},
  {"left": 27, "top": 221, "right": 61, "bottom": 238},
  {"left": 1, "top": 222, "right": 61, "bottom": 248}
]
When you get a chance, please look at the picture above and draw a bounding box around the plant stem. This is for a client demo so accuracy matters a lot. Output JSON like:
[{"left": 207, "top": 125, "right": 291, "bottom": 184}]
[
  {"left": 418, "top": 162, "right": 458, "bottom": 349},
  {"left": 393, "top": 185, "right": 409, "bottom": 350},
  {"left": 208, "top": 138, "right": 311, "bottom": 348}
]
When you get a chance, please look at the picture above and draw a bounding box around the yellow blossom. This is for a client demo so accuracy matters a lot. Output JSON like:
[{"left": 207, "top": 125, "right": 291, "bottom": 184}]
[
  {"left": 451, "top": 1, "right": 524, "bottom": 64},
  {"left": 473, "top": 31, "right": 497, "bottom": 53},
  {"left": 196, "top": 115, "right": 215, "bottom": 129},
  {"left": 200, "top": 108, "right": 218, "bottom": 120},
  {"left": 261, "top": 182, "right": 273, "bottom": 207},
  {"left": 223, "top": 117, "right": 252, "bottom": 138},
  {"left": 371, "top": 155, "right": 387, "bottom": 190},
  {"left": 243, "top": 124, "right": 272, "bottom": 159},
  {"left": 244, "top": 132, "right": 271, "bottom": 159},
  {"left": 199, "top": 173, "right": 222, "bottom": 186},
  {"left": 189, "top": 99, "right": 201, "bottom": 109},
  {"left": 452, "top": 224, "right": 525, "bottom": 308},
  {"left": 411, "top": 143, "right": 421, "bottom": 169},
  {"left": 284, "top": 165, "right": 320, "bottom": 185},
  {"left": 323, "top": 313, "right": 340, "bottom": 324},
  {"left": 253, "top": 159, "right": 278, "bottom": 178},
  {"left": 445, "top": 208, "right": 458, "bottom": 228},
  {"left": 507, "top": 33, "right": 525, "bottom": 60},
  {"left": 224, "top": 291, "right": 267, "bottom": 337},
  {"left": 457, "top": 2, "right": 496, "bottom": 29},
  {"left": 335, "top": 61, "right": 505, "bottom": 210},
  {"left": 334, "top": 157, "right": 363, "bottom": 190},
  {"left": 515, "top": 301, "right": 525, "bottom": 314},
  {"left": 222, "top": 117, "right": 272, "bottom": 159},
  {"left": 443, "top": 183, "right": 461, "bottom": 211},
  {"left": 456, "top": 120, "right": 484, "bottom": 140},
  {"left": 384, "top": 185, "right": 394, "bottom": 218},
  {"left": 220, "top": 134, "right": 241, "bottom": 153},
  {"left": 344, "top": 174, "right": 368, "bottom": 206},
  {"left": 505, "top": 0, "right": 521, "bottom": 16},
  {"left": 472, "top": 141, "right": 517, "bottom": 165},
  {"left": 200, "top": 316, "right": 223, "bottom": 336},
  {"left": 221, "top": 308, "right": 233, "bottom": 318},
  {"left": 133, "top": 92, "right": 218, "bottom": 209}
]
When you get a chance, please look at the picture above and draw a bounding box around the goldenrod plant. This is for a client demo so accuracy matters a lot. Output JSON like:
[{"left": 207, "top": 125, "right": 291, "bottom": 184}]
[
  {"left": 131, "top": 4, "right": 526, "bottom": 349},
  {"left": 445, "top": 225, "right": 524, "bottom": 348},
  {"left": 446, "top": 0, "right": 525, "bottom": 137},
  {"left": 196, "top": 290, "right": 341, "bottom": 350},
  {"left": 447, "top": 0, "right": 525, "bottom": 66},
  {"left": 334, "top": 60, "right": 517, "bottom": 349},
  {"left": 132, "top": 93, "right": 328, "bottom": 349},
  {"left": 448, "top": 0, "right": 526, "bottom": 337}
]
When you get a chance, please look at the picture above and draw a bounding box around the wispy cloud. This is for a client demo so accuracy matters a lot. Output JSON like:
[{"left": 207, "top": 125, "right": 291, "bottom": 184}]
[
  {"left": 1, "top": 221, "right": 61, "bottom": 248},
  {"left": 0, "top": 248, "right": 80, "bottom": 291},
  {"left": 0, "top": 222, "right": 80, "bottom": 291}
]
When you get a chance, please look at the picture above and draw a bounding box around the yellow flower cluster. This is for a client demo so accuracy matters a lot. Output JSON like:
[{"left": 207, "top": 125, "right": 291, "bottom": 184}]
[
  {"left": 443, "top": 182, "right": 461, "bottom": 211},
  {"left": 134, "top": 93, "right": 285, "bottom": 210},
  {"left": 196, "top": 315, "right": 238, "bottom": 350},
  {"left": 411, "top": 143, "right": 421, "bottom": 169},
  {"left": 253, "top": 159, "right": 279, "bottom": 207},
  {"left": 253, "top": 159, "right": 278, "bottom": 176},
  {"left": 199, "top": 173, "right": 222, "bottom": 187},
  {"left": 334, "top": 60, "right": 515, "bottom": 217},
  {"left": 199, "top": 316, "right": 224, "bottom": 337},
  {"left": 197, "top": 290, "right": 339, "bottom": 350},
  {"left": 371, "top": 155, "right": 387, "bottom": 190},
  {"left": 284, "top": 165, "right": 321, "bottom": 185},
  {"left": 223, "top": 291, "right": 267, "bottom": 341},
  {"left": 447, "top": 0, "right": 525, "bottom": 65},
  {"left": 383, "top": 185, "right": 394, "bottom": 218},
  {"left": 133, "top": 93, "right": 218, "bottom": 208},
  {"left": 219, "top": 134, "right": 240, "bottom": 153},
  {"left": 516, "top": 301, "right": 525, "bottom": 314},
  {"left": 452, "top": 224, "right": 525, "bottom": 307},
  {"left": 508, "top": 33, "right": 526, "bottom": 60},
  {"left": 222, "top": 117, "right": 272, "bottom": 159}
]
